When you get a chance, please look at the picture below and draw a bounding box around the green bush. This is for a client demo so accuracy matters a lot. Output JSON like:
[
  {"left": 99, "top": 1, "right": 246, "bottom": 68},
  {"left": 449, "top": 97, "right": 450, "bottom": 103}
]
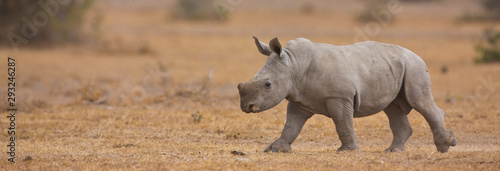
[
  {"left": 171, "top": 0, "right": 220, "bottom": 21},
  {"left": 0, "top": 0, "right": 93, "bottom": 46},
  {"left": 475, "top": 29, "right": 500, "bottom": 63}
]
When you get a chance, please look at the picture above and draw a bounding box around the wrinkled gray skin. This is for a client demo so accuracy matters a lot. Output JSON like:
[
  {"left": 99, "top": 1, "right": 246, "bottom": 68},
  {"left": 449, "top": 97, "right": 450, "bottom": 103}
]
[{"left": 238, "top": 37, "right": 457, "bottom": 153}]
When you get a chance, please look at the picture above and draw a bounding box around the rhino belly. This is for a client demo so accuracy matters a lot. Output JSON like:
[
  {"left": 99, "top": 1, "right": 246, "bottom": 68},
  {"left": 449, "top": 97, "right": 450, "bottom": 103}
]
[
  {"left": 352, "top": 65, "right": 404, "bottom": 117},
  {"left": 353, "top": 89, "right": 400, "bottom": 117}
]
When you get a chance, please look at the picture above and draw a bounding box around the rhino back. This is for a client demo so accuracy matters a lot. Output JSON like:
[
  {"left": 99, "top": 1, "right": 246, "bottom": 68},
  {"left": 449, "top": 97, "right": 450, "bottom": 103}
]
[{"left": 288, "top": 40, "right": 414, "bottom": 117}]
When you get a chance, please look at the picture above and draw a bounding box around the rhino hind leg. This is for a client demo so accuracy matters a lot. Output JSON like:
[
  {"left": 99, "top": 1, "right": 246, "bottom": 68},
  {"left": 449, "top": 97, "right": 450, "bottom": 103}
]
[
  {"left": 403, "top": 60, "right": 457, "bottom": 153},
  {"left": 383, "top": 93, "right": 413, "bottom": 152},
  {"left": 413, "top": 104, "right": 456, "bottom": 153}
]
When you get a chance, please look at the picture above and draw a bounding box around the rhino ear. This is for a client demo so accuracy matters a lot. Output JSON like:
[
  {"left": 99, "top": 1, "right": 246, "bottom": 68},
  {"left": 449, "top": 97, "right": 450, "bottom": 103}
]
[
  {"left": 269, "top": 37, "right": 282, "bottom": 55},
  {"left": 253, "top": 36, "right": 272, "bottom": 56}
]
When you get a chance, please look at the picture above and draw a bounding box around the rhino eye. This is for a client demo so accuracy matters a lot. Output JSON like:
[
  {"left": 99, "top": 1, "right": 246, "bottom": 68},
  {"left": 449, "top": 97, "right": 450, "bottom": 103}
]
[{"left": 265, "top": 82, "right": 271, "bottom": 88}]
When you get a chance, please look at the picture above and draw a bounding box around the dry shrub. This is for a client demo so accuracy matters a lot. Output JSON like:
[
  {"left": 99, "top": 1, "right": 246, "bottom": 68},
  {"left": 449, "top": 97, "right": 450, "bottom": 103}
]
[
  {"left": 300, "top": 3, "right": 315, "bottom": 15},
  {"left": 78, "top": 82, "right": 107, "bottom": 104},
  {"left": 191, "top": 110, "right": 203, "bottom": 123},
  {"left": 171, "top": 0, "right": 219, "bottom": 21},
  {"left": 475, "top": 29, "right": 500, "bottom": 63},
  {"left": 356, "top": 0, "right": 394, "bottom": 23},
  {"left": 121, "top": 62, "right": 215, "bottom": 108},
  {"left": 357, "top": 0, "right": 440, "bottom": 23},
  {"left": 173, "top": 67, "right": 214, "bottom": 102},
  {"left": 0, "top": 0, "right": 93, "bottom": 45},
  {"left": 95, "top": 37, "right": 156, "bottom": 55},
  {"left": 20, "top": 97, "right": 47, "bottom": 113},
  {"left": 129, "top": 62, "right": 171, "bottom": 104}
]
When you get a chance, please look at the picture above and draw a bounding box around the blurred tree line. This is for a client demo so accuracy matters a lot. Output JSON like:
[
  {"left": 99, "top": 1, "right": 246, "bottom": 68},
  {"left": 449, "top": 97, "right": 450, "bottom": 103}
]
[
  {"left": 458, "top": 0, "right": 500, "bottom": 22},
  {"left": 482, "top": 0, "right": 500, "bottom": 20},
  {"left": 0, "top": 0, "right": 93, "bottom": 46}
]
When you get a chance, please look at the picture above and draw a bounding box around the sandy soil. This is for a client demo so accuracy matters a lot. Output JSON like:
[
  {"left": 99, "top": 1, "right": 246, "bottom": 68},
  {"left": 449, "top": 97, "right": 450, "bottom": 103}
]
[{"left": 0, "top": 0, "right": 499, "bottom": 170}]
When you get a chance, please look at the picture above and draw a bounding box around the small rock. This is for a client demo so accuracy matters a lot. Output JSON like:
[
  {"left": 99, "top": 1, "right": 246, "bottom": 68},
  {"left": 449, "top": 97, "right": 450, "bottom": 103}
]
[
  {"left": 23, "top": 156, "right": 33, "bottom": 162},
  {"left": 236, "top": 157, "right": 249, "bottom": 162},
  {"left": 231, "top": 150, "right": 246, "bottom": 156},
  {"left": 113, "top": 143, "right": 136, "bottom": 148},
  {"left": 124, "top": 143, "right": 135, "bottom": 147},
  {"left": 441, "top": 65, "right": 448, "bottom": 74},
  {"left": 445, "top": 97, "right": 456, "bottom": 103}
]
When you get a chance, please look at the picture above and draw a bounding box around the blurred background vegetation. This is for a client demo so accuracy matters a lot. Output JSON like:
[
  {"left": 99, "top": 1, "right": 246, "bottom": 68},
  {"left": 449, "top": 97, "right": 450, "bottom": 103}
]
[
  {"left": 476, "top": 29, "right": 500, "bottom": 63},
  {"left": 458, "top": 0, "right": 500, "bottom": 22},
  {"left": 482, "top": 0, "right": 500, "bottom": 20},
  {"left": 354, "top": 0, "right": 500, "bottom": 63},
  {"left": 0, "top": 0, "right": 230, "bottom": 47},
  {"left": 0, "top": 0, "right": 93, "bottom": 46},
  {"left": 170, "top": 0, "right": 220, "bottom": 21},
  {"left": 356, "top": 0, "right": 439, "bottom": 23},
  {"left": 0, "top": 0, "right": 498, "bottom": 63},
  {"left": 469, "top": 0, "right": 500, "bottom": 63}
]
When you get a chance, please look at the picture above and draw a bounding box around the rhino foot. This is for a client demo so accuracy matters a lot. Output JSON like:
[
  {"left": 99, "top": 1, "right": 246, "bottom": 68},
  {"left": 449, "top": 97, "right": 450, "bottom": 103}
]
[
  {"left": 384, "top": 146, "right": 405, "bottom": 152},
  {"left": 337, "top": 144, "right": 360, "bottom": 152},
  {"left": 435, "top": 129, "right": 457, "bottom": 153},
  {"left": 264, "top": 139, "right": 292, "bottom": 153}
]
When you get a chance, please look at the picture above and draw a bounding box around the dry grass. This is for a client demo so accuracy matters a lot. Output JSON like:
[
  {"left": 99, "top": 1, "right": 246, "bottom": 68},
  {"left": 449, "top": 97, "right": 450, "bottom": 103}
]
[
  {"left": 1, "top": 0, "right": 499, "bottom": 170},
  {"left": 1, "top": 104, "right": 499, "bottom": 170}
]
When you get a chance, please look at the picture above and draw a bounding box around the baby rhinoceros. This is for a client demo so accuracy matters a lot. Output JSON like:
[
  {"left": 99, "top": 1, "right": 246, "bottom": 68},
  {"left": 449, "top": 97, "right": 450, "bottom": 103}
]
[{"left": 238, "top": 37, "right": 457, "bottom": 153}]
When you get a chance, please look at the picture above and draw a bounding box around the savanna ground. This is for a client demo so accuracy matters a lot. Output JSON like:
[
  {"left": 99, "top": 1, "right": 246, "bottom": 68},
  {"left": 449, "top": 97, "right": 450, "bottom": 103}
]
[{"left": 1, "top": 0, "right": 499, "bottom": 170}]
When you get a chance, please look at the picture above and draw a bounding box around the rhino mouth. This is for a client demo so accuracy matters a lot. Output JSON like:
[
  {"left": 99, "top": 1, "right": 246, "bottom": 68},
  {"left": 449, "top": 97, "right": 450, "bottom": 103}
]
[{"left": 241, "top": 103, "right": 261, "bottom": 113}]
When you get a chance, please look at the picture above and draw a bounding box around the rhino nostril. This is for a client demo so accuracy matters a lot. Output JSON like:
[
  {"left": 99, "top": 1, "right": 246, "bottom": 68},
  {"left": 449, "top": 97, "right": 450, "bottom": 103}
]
[
  {"left": 238, "top": 83, "right": 243, "bottom": 90},
  {"left": 248, "top": 103, "right": 255, "bottom": 112}
]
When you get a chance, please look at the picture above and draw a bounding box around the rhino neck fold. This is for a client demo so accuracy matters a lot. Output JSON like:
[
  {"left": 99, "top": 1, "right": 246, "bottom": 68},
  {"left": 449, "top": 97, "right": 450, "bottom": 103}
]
[{"left": 283, "top": 48, "right": 313, "bottom": 104}]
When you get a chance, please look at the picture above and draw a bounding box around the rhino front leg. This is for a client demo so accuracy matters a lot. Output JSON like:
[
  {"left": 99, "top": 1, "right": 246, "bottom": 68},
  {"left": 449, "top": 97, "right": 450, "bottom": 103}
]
[
  {"left": 326, "top": 98, "right": 359, "bottom": 151},
  {"left": 264, "top": 102, "right": 313, "bottom": 153}
]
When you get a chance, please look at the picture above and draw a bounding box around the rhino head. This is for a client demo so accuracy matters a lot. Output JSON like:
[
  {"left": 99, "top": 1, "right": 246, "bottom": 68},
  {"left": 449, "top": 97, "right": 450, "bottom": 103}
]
[{"left": 238, "top": 37, "right": 293, "bottom": 113}]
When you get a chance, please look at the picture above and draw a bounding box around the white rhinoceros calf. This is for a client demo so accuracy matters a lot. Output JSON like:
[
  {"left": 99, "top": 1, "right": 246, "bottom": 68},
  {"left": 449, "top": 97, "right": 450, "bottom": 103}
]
[{"left": 238, "top": 37, "right": 456, "bottom": 153}]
